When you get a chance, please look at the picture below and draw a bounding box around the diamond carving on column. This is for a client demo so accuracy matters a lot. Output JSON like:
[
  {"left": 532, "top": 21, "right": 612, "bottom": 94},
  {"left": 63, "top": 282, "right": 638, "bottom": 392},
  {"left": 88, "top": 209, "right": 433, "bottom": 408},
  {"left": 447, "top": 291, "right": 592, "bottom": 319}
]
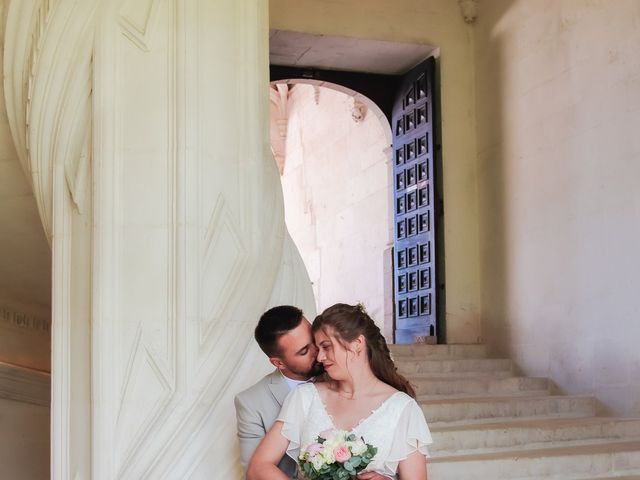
[
  {"left": 200, "top": 195, "right": 247, "bottom": 346},
  {"left": 117, "top": 330, "right": 172, "bottom": 466},
  {"left": 118, "top": 0, "right": 161, "bottom": 52}
]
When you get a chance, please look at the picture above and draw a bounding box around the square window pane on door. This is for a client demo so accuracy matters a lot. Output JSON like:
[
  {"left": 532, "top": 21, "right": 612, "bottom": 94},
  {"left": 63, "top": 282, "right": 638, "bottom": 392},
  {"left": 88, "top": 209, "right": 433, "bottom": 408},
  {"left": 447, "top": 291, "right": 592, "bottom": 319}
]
[
  {"left": 397, "top": 249, "right": 407, "bottom": 269},
  {"left": 398, "top": 299, "right": 408, "bottom": 318},
  {"left": 419, "top": 294, "right": 431, "bottom": 315},
  {"left": 408, "top": 297, "right": 418, "bottom": 316},
  {"left": 407, "top": 191, "right": 417, "bottom": 211},
  {"left": 397, "top": 220, "right": 406, "bottom": 239},
  {"left": 420, "top": 268, "right": 431, "bottom": 289},
  {"left": 407, "top": 216, "right": 417, "bottom": 236},
  {"left": 397, "top": 274, "right": 407, "bottom": 293}
]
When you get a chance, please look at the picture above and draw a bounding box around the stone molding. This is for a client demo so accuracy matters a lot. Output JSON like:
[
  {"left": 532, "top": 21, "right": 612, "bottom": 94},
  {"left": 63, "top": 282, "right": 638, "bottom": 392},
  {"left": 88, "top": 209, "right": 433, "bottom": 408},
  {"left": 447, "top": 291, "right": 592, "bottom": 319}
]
[
  {"left": 0, "top": 362, "right": 50, "bottom": 407},
  {"left": 0, "top": 305, "right": 51, "bottom": 335}
]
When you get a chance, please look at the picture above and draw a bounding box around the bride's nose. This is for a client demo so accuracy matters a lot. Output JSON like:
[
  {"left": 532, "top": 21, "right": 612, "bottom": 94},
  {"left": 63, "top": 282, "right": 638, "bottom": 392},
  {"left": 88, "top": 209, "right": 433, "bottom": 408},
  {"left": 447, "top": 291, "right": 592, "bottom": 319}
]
[{"left": 316, "top": 348, "right": 325, "bottom": 362}]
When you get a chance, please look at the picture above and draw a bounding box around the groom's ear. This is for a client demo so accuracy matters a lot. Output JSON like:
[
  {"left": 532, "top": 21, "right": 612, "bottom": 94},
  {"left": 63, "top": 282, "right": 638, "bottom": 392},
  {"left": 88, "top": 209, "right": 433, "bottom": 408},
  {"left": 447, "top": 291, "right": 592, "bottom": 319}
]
[{"left": 269, "top": 356, "right": 285, "bottom": 370}]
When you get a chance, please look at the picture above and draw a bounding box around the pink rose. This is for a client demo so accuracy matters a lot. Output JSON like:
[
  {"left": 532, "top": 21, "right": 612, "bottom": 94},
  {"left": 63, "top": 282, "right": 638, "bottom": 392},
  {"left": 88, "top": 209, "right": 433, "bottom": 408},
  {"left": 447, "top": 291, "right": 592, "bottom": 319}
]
[
  {"left": 334, "top": 445, "right": 352, "bottom": 463},
  {"left": 306, "top": 442, "right": 323, "bottom": 457}
]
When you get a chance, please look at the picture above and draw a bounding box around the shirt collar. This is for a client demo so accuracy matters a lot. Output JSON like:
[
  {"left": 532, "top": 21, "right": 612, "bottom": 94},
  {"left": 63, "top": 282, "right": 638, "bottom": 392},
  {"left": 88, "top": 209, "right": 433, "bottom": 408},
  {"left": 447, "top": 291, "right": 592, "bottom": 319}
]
[{"left": 279, "top": 370, "right": 313, "bottom": 391}]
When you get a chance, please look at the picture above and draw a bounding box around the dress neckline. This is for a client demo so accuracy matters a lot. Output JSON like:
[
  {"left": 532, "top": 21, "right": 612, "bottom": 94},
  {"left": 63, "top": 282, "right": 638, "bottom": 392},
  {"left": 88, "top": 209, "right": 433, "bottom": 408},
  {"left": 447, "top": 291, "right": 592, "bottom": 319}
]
[{"left": 309, "top": 382, "right": 402, "bottom": 433}]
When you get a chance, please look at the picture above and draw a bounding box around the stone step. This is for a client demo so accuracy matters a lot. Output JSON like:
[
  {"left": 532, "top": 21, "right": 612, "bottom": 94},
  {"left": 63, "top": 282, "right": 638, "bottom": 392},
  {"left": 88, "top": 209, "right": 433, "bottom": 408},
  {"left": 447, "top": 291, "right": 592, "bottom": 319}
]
[
  {"left": 421, "top": 394, "right": 597, "bottom": 426},
  {"left": 428, "top": 440, "right": 640, "bottom": 480},
  {"left": 430, "top": 417, "right": 640, "bottom": 456},
  {"left": 390, "top": 343, "right": 487, "bottom": 359},
  {"left": 396, "top": 357, "right": 513, "bottom": 376},
  {"left": 414, "top": 376, "right": 551, "bottom": 399},
  {"left": 408, "top": 370, "right": 515, "bottom": 379},
  {"left": 582, "top": 475, "right": 640, "bottom": 479}
]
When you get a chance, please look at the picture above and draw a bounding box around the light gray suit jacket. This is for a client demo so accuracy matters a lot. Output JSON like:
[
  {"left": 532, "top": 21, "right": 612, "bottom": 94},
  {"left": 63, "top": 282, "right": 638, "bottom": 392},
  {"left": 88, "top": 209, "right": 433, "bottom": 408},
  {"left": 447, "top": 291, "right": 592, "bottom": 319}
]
[{"left": 234, "top": 369, "right": 297, "bottom": 478}]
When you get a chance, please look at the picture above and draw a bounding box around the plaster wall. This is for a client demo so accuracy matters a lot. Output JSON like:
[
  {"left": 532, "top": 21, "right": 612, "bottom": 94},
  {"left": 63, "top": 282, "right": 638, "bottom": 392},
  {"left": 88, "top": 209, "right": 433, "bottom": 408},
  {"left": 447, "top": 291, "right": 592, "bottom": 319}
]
[
  {"left": 0, "top": 398, "right": 49, "bottom": 480},
  {"left": 276, "top": 84, "right": 392, "bottom": 328},
  {"left": 475, "top": 0, "right": 640, "bottom": 415},
  {"left": 271, "top": 0, "right": 482, "bottom": 343}
]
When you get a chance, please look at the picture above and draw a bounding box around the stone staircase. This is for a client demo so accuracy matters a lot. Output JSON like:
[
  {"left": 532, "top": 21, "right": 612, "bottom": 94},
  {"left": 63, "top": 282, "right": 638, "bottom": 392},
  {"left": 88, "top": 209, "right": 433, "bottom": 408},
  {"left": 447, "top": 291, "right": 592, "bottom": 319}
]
[{"left": 389, "top": 344, "right": 640, "bottom": 480}]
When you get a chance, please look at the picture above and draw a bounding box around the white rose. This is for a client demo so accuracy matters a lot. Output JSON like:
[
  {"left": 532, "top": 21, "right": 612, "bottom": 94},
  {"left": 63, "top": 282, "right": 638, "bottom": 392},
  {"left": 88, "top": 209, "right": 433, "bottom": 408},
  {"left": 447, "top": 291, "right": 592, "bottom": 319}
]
[
  {"left": 321, "top": 448, "right": 335, "bottom": 464},
  {"left": 349, "top": 439, "right": 368, "bottom": 456},
  {"left": 311, "top": 455, "right": 325, "bottom": 471}
]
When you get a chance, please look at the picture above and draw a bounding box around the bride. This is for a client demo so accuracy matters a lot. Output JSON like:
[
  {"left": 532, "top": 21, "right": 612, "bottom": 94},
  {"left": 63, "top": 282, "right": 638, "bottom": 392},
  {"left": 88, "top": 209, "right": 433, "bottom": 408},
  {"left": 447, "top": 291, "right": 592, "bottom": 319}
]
[{"left": 247, "top": 303, "right": 432, "bottom": 480}]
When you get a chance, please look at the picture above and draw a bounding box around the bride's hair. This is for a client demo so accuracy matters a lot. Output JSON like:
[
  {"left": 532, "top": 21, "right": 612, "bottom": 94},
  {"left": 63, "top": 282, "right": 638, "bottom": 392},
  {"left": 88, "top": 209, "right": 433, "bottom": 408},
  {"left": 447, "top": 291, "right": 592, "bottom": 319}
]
[{"left": 312, "top": 303, "right": 416, "bottom": 398}]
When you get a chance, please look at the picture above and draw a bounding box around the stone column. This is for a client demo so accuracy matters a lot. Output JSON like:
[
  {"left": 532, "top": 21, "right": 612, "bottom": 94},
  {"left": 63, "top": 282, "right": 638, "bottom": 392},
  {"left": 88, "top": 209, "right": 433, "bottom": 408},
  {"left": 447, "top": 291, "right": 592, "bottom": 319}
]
[{"left": 4, "top": 1, "right": 314, "bottom": 478}]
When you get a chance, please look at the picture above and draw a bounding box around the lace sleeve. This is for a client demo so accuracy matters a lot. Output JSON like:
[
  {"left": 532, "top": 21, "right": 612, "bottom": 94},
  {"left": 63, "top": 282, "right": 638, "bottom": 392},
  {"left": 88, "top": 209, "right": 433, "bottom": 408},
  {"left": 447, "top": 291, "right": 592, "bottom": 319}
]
[
  {"left": 276, "top": 383, "right": 313, "bottom": 462},
  {"left": 384, "top": 398, "right": 432, "bottom": 472}
]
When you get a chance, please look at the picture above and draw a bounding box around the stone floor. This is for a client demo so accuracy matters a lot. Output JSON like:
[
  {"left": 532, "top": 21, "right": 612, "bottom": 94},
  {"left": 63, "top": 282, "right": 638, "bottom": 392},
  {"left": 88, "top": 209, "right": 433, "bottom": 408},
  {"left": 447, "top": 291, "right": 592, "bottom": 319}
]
[{"left": 389, "top": 344, "right": 640, "bottom": 480}]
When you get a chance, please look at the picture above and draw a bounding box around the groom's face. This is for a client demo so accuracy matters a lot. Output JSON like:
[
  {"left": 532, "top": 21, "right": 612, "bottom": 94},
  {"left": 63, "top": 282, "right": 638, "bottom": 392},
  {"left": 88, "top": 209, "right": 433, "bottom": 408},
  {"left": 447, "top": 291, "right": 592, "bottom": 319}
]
[{"left": 272, "top": 318, "right": 323, "bottom": 381}]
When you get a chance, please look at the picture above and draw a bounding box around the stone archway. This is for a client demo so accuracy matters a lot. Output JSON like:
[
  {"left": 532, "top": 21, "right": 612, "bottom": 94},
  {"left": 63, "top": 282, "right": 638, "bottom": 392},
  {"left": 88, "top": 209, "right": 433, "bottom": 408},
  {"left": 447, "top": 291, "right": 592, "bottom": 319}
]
[{"left": 269, "top": 80, "right": 395, "bottom": 339}]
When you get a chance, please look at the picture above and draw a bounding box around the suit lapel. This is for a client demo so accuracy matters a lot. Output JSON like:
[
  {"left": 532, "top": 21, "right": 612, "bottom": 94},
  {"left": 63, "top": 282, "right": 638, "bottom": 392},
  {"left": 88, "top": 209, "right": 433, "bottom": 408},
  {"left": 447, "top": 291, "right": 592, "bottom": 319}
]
[{"left": 267, "top": 369, "right": 290, "bottom": 407}]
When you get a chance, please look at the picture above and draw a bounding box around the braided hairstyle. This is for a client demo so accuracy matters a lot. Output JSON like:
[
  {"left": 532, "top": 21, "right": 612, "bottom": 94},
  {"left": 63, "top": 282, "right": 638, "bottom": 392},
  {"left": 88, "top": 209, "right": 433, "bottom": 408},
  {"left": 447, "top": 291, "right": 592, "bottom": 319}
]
[{"left": 312, "top": 303, "right": 416, "bottom": 398}]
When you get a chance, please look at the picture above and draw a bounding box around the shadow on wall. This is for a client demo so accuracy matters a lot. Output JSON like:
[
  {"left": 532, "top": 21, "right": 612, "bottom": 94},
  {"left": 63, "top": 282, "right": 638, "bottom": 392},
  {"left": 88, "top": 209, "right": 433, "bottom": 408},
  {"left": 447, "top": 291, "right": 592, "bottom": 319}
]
[{"left": 474, "top": 0, "right": 514, "bottom": 355}]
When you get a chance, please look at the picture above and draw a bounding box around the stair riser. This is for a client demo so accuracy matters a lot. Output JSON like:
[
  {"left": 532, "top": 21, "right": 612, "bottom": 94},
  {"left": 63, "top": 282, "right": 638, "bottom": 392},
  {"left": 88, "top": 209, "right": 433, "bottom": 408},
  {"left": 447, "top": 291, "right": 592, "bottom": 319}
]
[
  {"left": 414, "top": 377, "right": 550, "bottom": 397},
  {"left": 431, "top": 420, "right": 640, "bottom": 455},
  {"left": 422, "top": 397, "right": 596, "bottom": 425},
  {"left": 428, "top": 449, "right": 640, "bottom": 480},
  {"left": 397, "top": 358, "right": 513, "bottom": 375},
  {"left": 390, "top": 344, "right": 487, "bottom": 359}
]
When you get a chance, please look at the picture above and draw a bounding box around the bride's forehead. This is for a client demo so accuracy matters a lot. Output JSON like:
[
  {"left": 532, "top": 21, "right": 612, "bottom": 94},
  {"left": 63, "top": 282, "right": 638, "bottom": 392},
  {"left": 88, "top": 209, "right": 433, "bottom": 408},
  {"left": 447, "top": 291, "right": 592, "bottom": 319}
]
[{"left": 314, "top": 326, "right": 337, "bottom": 341}]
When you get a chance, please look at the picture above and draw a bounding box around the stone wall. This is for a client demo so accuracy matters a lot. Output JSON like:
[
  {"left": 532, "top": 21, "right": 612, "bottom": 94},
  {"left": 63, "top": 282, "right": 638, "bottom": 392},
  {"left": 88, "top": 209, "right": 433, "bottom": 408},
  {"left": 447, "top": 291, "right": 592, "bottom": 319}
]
[{"left": 475, "top": 0, "right": 640, "bottom": 415}]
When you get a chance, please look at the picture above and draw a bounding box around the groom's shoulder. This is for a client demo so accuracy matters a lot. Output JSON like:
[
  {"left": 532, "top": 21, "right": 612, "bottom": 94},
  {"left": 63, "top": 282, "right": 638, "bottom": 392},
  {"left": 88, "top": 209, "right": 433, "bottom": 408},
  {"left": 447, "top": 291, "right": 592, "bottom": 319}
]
[{"left": 235, "top": 370, "right": 277, "bottom": 404}]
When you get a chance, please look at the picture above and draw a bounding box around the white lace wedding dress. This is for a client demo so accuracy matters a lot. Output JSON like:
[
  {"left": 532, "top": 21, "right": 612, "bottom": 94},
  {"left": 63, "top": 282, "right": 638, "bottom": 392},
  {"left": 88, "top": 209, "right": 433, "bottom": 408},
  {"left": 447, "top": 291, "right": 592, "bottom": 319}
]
[{"left": 277, "top": 383, "right": 432, "bottom": 478}]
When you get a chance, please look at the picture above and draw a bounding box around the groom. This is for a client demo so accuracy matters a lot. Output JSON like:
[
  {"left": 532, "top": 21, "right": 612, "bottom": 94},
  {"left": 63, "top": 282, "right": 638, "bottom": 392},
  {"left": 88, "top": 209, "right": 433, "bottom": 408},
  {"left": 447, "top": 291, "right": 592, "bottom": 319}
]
[{"left": 235, "top": 305, "right": 323, "bottom": 478}]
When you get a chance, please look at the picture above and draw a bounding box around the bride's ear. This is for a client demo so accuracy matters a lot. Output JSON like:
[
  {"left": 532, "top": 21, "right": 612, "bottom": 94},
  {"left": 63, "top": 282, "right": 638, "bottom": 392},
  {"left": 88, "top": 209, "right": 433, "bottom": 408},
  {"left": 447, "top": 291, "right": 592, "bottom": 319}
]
[{"left": 352, "top": 335, "right": 366, "bottom": 356}]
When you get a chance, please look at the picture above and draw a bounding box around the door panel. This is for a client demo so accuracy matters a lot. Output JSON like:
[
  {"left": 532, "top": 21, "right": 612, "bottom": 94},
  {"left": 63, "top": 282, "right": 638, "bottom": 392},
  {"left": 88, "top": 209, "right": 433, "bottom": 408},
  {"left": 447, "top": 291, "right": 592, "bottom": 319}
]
[{"left": 392, "top": 58, "right": 436, "bottom": 344}]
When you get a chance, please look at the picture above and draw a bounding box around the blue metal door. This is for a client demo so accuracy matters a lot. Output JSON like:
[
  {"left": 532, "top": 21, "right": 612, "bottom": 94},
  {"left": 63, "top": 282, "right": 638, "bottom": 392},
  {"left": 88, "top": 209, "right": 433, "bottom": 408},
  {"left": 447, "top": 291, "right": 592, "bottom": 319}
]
[{"left": 392, "top": 58, "right": 437, "bottom": 343}]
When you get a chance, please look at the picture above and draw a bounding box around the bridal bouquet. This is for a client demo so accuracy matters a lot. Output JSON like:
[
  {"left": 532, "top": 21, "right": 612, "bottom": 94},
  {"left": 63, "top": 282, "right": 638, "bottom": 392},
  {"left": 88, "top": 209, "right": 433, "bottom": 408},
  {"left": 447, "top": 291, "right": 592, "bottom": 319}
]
[{"left": 298, "top": 429, "right": 377, "bottom": 480}]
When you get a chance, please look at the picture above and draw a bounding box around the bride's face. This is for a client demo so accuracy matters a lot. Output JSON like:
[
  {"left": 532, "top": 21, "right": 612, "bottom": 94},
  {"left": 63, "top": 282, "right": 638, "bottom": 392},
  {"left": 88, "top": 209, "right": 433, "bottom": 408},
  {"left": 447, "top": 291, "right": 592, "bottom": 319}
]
[{"left": 314, "top": 327, "right": 357, "bottom": 381}]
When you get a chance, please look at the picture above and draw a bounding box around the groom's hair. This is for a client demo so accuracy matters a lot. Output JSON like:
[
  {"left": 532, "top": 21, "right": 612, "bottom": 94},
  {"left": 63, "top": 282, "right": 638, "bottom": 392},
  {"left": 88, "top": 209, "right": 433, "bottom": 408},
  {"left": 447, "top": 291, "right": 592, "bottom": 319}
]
[{"left": 255, "top": 305, "right": 304, "bottom": 357}]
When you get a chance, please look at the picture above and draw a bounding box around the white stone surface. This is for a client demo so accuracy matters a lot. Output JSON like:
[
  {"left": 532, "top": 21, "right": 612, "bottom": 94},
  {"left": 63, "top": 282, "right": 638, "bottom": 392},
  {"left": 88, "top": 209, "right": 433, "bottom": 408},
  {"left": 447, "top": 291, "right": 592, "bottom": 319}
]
[
  {"left": 475, "top": 0, "right": 640, "bottom": 416},
  {"left": 3, "top": 1, "right": 314, "bottom": 479},
  {"left": 274, "top": 83, "right": 392, "bottom": 327}
]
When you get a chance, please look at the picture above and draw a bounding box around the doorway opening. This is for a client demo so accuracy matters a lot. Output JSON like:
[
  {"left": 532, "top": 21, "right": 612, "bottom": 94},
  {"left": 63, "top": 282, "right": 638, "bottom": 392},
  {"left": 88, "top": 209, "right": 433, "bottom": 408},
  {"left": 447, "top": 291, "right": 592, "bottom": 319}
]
[
  {"left": 270, "top": 31, "right": 444, "bottom": 344},
  {"left": 269, "top": 80, "right": 395, "bottom": 340}
]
